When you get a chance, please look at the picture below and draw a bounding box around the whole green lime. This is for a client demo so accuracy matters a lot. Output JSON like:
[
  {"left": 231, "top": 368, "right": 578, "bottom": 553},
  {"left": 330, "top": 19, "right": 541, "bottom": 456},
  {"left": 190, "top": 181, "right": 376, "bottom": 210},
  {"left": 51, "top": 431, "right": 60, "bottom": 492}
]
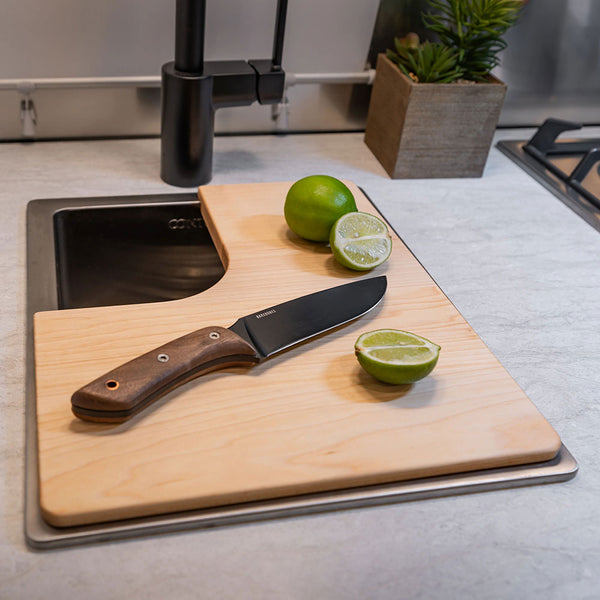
[{"left": 284, "top": 175, "right": 357, "bottom": 242}]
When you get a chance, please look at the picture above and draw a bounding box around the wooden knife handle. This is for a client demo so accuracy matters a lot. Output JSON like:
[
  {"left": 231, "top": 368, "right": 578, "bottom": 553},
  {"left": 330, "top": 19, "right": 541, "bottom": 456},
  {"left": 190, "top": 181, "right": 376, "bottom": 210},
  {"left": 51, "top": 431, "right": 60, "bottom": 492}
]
[{"left": 71, "top": 326, "right": 260, "bottom": 423}]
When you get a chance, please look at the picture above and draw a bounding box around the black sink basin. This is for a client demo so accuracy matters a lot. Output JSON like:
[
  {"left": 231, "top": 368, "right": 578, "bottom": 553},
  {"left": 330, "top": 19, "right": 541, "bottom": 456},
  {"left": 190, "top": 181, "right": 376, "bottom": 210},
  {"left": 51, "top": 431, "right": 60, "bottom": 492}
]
[{"left": 27, "top": 193, "right": 225, "bottom": 311}]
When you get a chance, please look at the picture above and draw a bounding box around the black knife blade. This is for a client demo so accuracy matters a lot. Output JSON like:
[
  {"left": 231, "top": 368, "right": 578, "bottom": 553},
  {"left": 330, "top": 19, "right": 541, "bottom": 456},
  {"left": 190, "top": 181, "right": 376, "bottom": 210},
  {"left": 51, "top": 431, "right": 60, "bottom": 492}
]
[{"left": 71, "top": 275, "right": 387, "bottom": 423}]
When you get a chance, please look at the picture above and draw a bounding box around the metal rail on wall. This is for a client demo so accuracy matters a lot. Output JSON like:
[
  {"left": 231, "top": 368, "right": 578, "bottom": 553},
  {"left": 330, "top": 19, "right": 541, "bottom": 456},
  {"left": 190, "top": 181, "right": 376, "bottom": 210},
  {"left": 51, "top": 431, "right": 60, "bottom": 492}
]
[{"left": 0, "top": 69, "right": 375, "bottom": 140}]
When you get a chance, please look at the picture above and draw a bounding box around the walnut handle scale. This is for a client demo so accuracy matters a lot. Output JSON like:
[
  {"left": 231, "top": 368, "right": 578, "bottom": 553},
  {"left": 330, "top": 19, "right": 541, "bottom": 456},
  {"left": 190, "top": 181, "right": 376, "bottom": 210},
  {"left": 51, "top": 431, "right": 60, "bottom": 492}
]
[{"left": 71, "top": 326, "right": 260, "bottom": 423}]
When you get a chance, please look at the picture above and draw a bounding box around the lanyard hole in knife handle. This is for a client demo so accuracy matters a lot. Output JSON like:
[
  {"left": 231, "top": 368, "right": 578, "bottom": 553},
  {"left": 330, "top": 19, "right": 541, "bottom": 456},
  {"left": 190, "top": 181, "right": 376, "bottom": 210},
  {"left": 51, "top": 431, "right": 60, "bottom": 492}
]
[{"left": 71, "top": 326, "right": 260, "bottom": 423}]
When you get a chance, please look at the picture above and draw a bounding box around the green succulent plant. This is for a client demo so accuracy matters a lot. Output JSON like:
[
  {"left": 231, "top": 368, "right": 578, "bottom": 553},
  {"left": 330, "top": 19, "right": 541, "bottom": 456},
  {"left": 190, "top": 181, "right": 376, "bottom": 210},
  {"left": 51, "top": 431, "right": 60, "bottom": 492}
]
[
  {"left": 387, "top": 38, "right": 464, "bottom": 84},
  {"left": 425, "top": 0, "right": 522, "bottom": 81},
  {"left": 387, "top": 0, "right": 522, "bottom": 83}
]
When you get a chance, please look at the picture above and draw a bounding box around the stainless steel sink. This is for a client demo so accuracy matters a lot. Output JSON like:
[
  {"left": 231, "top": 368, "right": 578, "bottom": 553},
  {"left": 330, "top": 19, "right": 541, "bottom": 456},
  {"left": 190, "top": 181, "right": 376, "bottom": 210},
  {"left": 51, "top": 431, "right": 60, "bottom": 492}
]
[
  {"left": 28, "top": 192, "right": 225, "bottom": 311},
  {"left": 24, "top": 192, "right": 578, "bottom": 549}
]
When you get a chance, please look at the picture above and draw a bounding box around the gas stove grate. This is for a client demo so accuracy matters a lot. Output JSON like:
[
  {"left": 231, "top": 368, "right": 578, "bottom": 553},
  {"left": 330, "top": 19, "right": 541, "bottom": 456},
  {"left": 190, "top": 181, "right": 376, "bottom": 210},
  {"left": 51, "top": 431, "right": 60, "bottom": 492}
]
[{"left": 497, "top": 118, "right": 600, "bottom": 232}]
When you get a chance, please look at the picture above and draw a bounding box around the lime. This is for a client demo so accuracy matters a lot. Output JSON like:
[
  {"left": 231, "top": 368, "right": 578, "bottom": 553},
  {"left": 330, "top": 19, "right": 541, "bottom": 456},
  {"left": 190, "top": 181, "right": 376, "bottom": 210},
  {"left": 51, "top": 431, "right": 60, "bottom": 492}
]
[
  {"left": 284, "top": 175, "right": 357, "bottom": 242},
  {"left": 355, "top": 329, "right": 440, "bottom": 384},
  {"left": 330, "top": 212, "right": 392, "bottom": 271}
]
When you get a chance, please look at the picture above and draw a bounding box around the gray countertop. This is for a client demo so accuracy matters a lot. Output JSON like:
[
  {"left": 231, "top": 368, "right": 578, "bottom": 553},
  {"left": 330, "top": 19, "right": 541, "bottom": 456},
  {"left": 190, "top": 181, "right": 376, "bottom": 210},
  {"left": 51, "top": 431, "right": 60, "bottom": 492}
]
[{"left": 2, "top": 130, "right": 599, "bottom": 599}]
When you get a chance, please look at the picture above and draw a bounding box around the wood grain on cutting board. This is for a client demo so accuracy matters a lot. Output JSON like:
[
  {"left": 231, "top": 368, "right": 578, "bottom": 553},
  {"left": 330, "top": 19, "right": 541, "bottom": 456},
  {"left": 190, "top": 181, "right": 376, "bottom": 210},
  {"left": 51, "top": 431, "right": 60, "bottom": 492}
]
[{"left": 33, "top": 181, "right": 561, "bottom": 527}]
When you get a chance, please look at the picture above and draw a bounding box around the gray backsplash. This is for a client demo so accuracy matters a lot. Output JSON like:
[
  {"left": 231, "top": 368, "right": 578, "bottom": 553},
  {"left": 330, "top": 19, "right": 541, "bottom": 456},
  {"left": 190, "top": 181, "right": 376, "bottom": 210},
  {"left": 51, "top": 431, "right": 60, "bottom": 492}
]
[{"left": 1, "top": 0, "right": 598, "bottom": 140}]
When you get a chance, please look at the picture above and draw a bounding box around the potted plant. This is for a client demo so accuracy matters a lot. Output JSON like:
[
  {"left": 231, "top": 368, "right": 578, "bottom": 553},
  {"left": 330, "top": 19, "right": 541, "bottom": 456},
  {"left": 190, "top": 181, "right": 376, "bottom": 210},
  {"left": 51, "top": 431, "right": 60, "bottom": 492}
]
[{"left": 364, "top": 0, "right": 522, "bottom": 179}]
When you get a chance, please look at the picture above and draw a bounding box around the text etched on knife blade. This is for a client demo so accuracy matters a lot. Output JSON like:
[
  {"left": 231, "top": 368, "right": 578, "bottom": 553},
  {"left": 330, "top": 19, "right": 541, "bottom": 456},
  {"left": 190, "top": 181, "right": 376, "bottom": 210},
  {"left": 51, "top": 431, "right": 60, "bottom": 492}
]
[{"left": 255, "top": 309, "right": 276, "bottom": 319}]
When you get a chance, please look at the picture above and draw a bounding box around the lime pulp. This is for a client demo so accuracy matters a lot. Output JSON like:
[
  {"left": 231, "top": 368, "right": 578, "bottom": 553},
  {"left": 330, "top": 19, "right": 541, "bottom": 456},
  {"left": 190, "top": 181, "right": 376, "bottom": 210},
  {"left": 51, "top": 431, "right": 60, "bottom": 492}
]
[
  {"left": 330, "top": 212, "right": 392, "bottom": 271},
  {"left": 355, "top": 329, "right": 440, "bottom": 384}
]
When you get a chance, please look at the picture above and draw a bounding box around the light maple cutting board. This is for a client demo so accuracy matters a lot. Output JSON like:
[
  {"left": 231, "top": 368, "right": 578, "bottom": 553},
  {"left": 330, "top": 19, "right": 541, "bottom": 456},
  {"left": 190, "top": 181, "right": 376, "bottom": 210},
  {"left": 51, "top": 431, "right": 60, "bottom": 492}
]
[{"left": 33, "top": 181, "right": 561, "bottom": 527}]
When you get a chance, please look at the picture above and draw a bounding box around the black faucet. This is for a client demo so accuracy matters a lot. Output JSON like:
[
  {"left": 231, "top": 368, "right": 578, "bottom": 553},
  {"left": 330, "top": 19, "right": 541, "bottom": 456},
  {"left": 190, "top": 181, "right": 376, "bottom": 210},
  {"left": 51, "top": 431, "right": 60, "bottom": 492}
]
[{"left": 160, "top": 0, "right": 288, "bottom": 187}]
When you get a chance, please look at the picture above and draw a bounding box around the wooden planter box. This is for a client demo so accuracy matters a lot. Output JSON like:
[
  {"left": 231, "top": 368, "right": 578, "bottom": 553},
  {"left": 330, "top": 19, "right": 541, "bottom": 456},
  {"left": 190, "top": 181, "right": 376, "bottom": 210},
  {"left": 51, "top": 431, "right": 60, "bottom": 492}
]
[{"left": 364, "top": 54, "right": 507, "bottom": 179}]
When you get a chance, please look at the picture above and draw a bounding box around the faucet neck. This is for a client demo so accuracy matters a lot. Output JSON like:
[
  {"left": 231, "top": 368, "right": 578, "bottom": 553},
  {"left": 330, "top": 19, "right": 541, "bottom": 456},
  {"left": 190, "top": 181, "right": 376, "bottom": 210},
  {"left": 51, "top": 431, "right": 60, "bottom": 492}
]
[{"left": 175, "top": 0, "right": 206, "bottom": 74}]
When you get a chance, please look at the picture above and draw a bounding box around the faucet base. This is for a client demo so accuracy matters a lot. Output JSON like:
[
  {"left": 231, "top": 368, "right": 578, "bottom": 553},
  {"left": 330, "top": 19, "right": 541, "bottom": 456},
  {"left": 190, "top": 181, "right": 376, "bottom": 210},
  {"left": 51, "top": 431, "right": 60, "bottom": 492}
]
[{"left": 160, "top": 62, "right": 215, "bottom": 187}]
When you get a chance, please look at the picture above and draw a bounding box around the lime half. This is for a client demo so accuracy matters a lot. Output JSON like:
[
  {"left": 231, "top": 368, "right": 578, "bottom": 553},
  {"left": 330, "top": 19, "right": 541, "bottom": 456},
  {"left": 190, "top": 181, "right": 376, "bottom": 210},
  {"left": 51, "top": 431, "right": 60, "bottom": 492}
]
[
  {"left": 330, "top": 212, "right": 392, "bottom": 271},
  {"left": 355, "top": 329, "right": 440, "bottom": 384}
]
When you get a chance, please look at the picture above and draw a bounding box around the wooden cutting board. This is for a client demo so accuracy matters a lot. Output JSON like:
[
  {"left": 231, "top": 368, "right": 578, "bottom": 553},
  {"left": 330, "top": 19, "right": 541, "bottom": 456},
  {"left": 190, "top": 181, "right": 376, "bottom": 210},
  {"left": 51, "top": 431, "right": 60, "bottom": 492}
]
[{"left": 33, "top": 181, "right": 561, "bottom": 528}]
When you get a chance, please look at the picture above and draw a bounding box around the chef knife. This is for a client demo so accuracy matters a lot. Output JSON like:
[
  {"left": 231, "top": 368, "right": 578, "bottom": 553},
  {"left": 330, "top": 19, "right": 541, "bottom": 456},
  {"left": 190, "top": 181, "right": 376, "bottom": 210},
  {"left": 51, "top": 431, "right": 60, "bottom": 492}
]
[{"left": 71, "top": 275, "right": 387, "bottom": 423}]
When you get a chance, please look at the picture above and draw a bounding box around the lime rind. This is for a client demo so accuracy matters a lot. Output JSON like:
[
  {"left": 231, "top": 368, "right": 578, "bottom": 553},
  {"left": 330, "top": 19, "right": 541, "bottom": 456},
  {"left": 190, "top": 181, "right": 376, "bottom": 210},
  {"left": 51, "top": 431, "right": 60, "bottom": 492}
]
[
  {"left": 355, "top": 329, "right": 440, "bottom": 384},
  {"left": 284, "top": 175, "right": 357, "bottom": 242}
]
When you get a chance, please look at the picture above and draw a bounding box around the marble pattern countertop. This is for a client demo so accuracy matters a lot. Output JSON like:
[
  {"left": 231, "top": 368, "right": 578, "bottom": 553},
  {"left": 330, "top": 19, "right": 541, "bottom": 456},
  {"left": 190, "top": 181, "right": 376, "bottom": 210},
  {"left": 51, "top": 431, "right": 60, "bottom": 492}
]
[{"left": 1, "top": 130, "right": 599, "bottom": 599}]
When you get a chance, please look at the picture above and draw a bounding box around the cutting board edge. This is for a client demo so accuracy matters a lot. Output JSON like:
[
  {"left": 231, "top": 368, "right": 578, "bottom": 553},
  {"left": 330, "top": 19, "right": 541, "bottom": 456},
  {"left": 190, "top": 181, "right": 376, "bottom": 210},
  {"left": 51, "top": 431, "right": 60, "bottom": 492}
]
[{"left": 39, "top": 438, "right": 562, "bottom": 529}]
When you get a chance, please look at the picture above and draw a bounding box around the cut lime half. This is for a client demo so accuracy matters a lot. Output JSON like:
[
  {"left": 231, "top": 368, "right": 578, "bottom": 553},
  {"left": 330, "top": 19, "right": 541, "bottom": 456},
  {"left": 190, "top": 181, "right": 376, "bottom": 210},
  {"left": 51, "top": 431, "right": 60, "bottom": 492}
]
[
  {"left": 355, "top": 329, "right": 440, "bottom": 384},
  {"left": 330, "top": 212, "right": 392, "bottom": 271}
]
